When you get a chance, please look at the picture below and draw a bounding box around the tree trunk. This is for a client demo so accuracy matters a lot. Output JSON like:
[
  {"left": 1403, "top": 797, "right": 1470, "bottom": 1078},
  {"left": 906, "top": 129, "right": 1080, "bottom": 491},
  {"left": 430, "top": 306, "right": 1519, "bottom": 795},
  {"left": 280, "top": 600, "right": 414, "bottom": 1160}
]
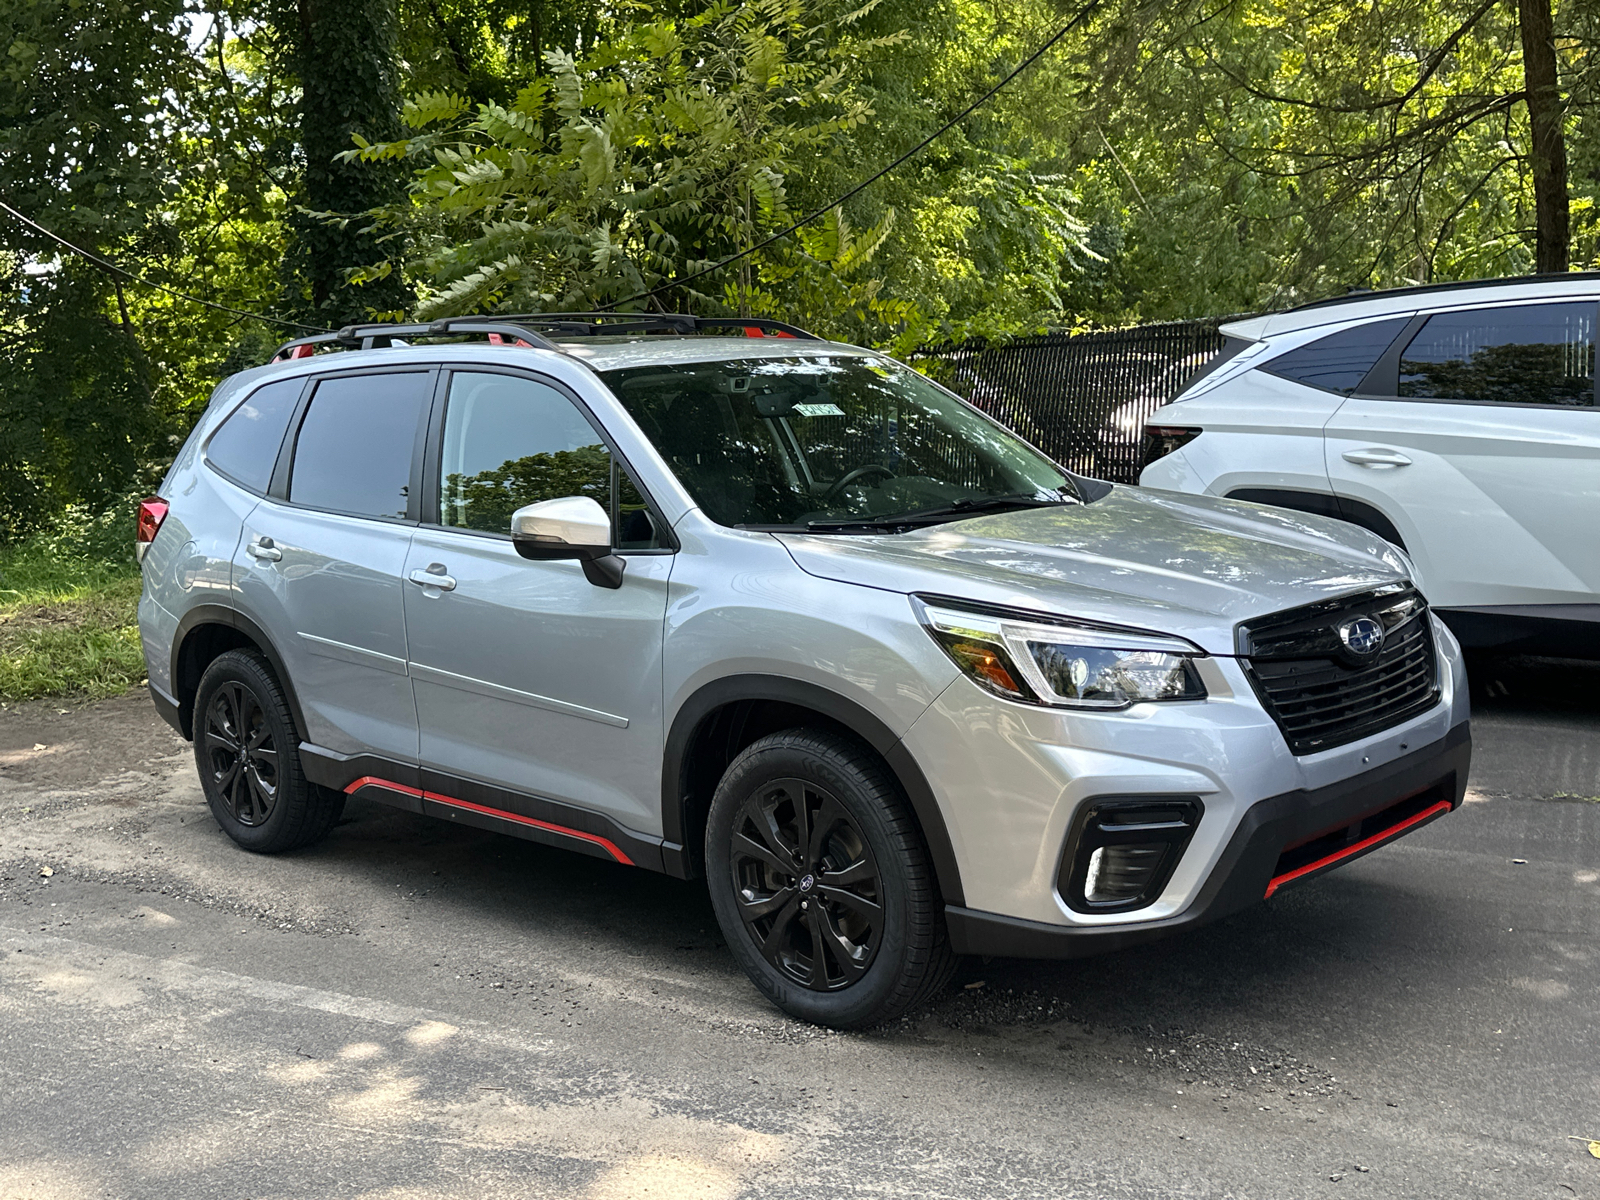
[
  {"left": 281, "top": 0, "right": 412, "bottom": 323},
  {"left": 1518, "top": 0, "right": 1569, "bottom": 273}
]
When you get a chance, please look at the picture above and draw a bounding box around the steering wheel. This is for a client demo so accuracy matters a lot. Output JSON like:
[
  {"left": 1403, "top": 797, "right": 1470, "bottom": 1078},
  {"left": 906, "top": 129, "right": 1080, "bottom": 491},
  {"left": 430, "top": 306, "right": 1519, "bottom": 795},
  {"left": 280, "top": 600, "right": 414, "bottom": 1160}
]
[{"left": 820, "top": 463, "right": 896, "bottom": 506}]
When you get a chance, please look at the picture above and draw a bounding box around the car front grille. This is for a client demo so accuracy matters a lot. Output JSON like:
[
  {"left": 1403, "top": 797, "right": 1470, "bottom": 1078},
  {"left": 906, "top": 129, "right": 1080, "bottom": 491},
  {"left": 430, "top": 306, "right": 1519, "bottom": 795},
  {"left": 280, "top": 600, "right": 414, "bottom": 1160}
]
[{"left": 1238, "top": 585, "right": 1439, "bottom": 755}]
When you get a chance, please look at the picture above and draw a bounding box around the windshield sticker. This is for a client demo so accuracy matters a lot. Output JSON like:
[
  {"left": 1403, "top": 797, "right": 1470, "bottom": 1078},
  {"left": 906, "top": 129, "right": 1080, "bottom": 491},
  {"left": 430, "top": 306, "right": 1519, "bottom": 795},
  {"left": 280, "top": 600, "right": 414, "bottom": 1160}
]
[{"left": 793, "top": 402, "right": 845, "bottom": 417}]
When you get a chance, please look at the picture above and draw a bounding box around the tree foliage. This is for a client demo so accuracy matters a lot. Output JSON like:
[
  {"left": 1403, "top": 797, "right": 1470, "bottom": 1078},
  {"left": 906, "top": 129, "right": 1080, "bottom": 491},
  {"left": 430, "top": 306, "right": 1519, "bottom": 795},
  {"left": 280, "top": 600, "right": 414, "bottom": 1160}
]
[
  {"left": 354, "top": 0, "right": 1094, "bottom": 346},
  {"left": 0, "top": 0, "right": 193, "bottom": 534},
  {"left": 0, "top": 0, "right": 1597, "bottom": 535}
]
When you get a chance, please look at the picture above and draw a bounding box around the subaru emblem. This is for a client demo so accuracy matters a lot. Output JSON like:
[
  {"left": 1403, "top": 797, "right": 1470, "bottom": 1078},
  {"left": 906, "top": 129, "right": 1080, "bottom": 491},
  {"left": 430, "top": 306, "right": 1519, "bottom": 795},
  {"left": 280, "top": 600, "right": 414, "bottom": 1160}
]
[{"left": 1339, "top": 616, "right": 1385, "bottom": 657}]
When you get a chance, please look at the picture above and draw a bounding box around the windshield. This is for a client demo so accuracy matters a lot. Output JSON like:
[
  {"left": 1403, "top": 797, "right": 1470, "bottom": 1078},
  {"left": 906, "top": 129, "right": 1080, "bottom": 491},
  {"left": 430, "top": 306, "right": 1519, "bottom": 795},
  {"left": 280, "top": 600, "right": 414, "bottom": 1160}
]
[{"left": 599, "top": 355, "right": 1077, "bottom": 529}]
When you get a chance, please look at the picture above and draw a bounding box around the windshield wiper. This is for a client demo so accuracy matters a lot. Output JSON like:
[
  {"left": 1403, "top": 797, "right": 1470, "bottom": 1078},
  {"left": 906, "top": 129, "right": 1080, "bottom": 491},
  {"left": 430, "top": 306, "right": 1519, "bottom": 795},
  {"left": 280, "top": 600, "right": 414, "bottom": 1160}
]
[{"left": 804, "top": 491, "right": 1075, "bottom": 533}]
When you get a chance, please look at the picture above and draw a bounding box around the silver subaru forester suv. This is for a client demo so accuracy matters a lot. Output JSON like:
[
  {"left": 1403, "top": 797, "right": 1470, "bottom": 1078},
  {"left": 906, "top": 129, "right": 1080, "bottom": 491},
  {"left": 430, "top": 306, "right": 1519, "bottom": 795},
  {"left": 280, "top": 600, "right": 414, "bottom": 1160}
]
[{"left": 137, "top": 315, "right": 1471, "bottom": 1028}]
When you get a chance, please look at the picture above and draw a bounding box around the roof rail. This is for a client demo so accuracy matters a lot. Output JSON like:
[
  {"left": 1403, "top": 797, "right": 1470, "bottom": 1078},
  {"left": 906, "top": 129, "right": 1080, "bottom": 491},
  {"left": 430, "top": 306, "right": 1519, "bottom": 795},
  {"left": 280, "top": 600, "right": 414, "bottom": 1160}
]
[
  {"left": 497, "top": 313, "right": 821, "bottom": 340},
  {"left": 1284, "top": 271, "right": 1600, "bottom": 315},
  {"left": 270, "top": 317, "right": 566, "bottom": 362},
  {"left": 269, "top": 313, "right": 821, "bottom": 363}
]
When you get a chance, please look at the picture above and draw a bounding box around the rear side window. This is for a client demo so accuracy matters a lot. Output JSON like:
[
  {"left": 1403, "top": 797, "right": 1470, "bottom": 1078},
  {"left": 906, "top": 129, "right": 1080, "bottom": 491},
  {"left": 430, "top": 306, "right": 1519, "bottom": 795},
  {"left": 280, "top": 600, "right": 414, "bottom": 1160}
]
[
  {"left": 1397, "top": 302, "right": 1597, "bottom": 406},
  {"left": 1260, "top": 316, "right": 1411, "bottom": 395},
  {"left": 289, "top": 372, "right": 432, "bottom": 519},
  {"left": 205, "top": 378, "right": 302, "bottom": 493},
  {"left": 437, "top": 371, "right": 661, "bottom": 549}
]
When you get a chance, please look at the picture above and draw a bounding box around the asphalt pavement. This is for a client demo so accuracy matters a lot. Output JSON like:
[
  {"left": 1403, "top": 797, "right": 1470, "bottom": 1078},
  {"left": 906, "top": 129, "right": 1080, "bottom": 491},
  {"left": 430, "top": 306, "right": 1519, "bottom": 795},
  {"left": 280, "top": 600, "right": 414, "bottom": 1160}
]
[{"left": 0, "top": 656, "right": 1596, "bottom": 1199}]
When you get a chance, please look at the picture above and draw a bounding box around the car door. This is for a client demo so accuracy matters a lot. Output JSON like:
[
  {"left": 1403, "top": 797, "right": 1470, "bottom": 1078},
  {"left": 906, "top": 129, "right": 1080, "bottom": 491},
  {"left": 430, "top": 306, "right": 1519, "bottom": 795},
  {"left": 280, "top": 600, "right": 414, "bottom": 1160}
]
[
  {"left": 232, "top": 367, "right": 434, "bottom": 764},
  {"left": 1324, "top": 300, "right": 1600, "bottom": 612},
  {"left": 401, "top": 366, "right": 674, "bottom": 834}
]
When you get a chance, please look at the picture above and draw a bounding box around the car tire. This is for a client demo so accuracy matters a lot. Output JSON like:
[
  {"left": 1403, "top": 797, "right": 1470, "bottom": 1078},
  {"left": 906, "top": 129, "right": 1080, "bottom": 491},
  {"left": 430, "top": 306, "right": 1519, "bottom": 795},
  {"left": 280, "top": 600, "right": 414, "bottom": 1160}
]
[
  {"left": 705, "top": 728, "right": 957, "bottom": 1028},
  {"left": 193, "top": 649, "right": 341, "bottom": 854}
]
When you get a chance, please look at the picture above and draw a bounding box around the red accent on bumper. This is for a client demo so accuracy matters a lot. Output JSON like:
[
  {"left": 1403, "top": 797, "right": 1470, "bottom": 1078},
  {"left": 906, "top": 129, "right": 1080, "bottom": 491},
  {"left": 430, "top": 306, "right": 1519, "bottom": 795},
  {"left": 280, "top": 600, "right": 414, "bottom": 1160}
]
[
  {"left": 344, "top": 776, "right": 633, "bottom": 865},
  {"left": 1264, "top": 798, "right": 1452, "bottom": 898}
]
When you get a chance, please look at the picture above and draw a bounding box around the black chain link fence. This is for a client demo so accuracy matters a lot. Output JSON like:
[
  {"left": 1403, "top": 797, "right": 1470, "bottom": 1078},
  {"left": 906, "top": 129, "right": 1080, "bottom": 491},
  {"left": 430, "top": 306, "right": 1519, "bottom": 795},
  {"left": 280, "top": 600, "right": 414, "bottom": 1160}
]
[{"left": 912, "top": 319, "right": 1232, "bottom": 484}]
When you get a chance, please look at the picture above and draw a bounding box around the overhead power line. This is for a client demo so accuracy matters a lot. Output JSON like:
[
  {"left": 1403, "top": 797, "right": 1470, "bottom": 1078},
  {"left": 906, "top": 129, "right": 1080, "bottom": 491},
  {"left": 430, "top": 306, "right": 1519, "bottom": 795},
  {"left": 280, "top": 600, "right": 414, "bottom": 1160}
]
[
  {"left": 0, "top": 201, "right": 327, "bottom": 334},
  {"left": 600, "top": 0, "right": 1102, "bottom": 312}
]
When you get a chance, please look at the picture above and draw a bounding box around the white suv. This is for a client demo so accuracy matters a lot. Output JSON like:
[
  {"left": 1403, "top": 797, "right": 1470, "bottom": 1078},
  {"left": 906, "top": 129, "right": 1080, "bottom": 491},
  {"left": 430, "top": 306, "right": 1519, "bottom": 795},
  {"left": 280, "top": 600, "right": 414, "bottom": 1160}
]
[{"left": 1140, "top": 275, "right": 1600, "bottom": 657}]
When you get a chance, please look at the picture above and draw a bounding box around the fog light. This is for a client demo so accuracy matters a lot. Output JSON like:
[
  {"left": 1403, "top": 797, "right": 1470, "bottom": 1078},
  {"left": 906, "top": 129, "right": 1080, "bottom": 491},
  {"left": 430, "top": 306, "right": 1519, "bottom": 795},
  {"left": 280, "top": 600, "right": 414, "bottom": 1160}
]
[
  {"left": 1084, "top": 844, "right": 1171, "bottom": 904},
  {"left": 1060, "top": 799, "right": 1203, "bottom": 914}
]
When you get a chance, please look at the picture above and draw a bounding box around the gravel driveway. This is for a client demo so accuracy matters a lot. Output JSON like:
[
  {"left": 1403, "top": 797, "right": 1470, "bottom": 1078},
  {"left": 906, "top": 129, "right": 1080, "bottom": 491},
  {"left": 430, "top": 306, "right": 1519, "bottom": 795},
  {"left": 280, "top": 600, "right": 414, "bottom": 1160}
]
[{"left": 1, "top": 657, "right": 1597, "bottom": 1199}]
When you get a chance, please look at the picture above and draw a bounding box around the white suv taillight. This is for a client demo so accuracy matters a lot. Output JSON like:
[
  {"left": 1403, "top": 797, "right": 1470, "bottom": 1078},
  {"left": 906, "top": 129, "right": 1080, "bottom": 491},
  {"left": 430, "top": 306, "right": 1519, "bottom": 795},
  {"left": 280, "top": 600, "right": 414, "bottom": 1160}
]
[{"left": 136, "top": 496, "right": 169, "bottom": 562}]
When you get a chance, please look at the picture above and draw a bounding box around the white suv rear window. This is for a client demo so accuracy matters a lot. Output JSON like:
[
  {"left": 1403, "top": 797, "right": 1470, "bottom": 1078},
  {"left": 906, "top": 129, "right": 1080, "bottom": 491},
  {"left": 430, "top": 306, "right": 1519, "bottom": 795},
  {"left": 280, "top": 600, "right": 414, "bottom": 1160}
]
[{"left": 1259, "top": 316, "right": 1410, "bottom": 395}]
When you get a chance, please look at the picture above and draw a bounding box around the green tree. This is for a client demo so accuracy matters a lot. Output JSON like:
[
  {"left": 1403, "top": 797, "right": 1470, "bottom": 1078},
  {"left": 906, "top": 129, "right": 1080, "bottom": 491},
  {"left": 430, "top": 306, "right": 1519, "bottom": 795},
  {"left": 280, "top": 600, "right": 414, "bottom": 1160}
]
[
  {"left": 0, "top": 0, "right": 194, "bottom": 535},
  {"left": 1056, "top": 0, "right": 1595, "bottom": 318},
  {"left": 350, "top": 0, "right": 1094, "bottom": 348},
  {"left": 270, "top": 0, "right": 413, "bottom": 323}
]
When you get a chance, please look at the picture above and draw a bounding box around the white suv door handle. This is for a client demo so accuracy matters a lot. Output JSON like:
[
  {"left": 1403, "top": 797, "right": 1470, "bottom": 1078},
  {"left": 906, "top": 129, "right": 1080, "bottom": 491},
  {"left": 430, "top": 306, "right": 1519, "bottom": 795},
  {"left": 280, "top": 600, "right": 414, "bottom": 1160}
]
[
  {"left": 246, "top": 536, "right": 282, "bottom": 562},
  {"left": 409, "top": 566, "right": 457, "bottom": 592},
  {"left": 1342, "top": 448, "right": 1412, "bottom": 468}
]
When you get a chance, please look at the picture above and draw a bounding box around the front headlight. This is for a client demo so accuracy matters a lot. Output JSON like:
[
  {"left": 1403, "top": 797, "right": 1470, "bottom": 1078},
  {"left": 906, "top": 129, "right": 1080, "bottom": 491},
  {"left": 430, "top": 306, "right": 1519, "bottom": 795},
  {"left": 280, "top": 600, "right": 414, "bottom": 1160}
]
[{"left": 914, "top": 596, "right": 1207, "bottom": 709}]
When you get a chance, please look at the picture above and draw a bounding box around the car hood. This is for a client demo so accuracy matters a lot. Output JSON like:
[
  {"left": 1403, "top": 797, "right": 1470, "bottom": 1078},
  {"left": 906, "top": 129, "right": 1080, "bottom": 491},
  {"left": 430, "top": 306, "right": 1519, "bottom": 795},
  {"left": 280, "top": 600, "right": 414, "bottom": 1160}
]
[{"left": 773, "top": 486, "right": 1411, "bottom": 656}]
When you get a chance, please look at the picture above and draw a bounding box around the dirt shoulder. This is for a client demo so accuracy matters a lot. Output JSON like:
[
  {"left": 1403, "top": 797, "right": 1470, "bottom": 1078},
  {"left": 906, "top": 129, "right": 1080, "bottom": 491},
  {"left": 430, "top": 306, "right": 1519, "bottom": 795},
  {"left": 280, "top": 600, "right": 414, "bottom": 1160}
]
[{"left": 0, "top": 687, "right": 185, "bottom": 791}]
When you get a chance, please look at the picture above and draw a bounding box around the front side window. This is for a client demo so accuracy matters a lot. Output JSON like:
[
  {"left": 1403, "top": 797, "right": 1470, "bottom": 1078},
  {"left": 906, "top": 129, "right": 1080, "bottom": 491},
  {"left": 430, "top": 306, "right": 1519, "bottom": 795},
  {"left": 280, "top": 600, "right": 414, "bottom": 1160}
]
[
  {"left": 1397, "top": 302, "right": 1597, "bottom": 406},
  {"left": 599, "top": 355, "right": 1076, "bottom": 529},
  {"left": 206, "top": 377, "right": 303, "bottom": 493},
  {"left": 1259, "top": 316, "right": 1411, "bottom": 395},
  {"left": 437, "top": 371, "right": 660, "bottom": 549},
  {"left": 288, "top": 372, "right": 432, "bottom": 519}
]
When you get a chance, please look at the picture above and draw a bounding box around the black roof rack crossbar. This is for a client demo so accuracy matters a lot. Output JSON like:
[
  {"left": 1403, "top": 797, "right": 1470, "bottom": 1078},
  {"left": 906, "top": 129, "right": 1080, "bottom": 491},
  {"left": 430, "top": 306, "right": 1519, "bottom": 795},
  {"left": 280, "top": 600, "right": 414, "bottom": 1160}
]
[{"left": 271, "top": 318, "right": 567, "bottom": 361}]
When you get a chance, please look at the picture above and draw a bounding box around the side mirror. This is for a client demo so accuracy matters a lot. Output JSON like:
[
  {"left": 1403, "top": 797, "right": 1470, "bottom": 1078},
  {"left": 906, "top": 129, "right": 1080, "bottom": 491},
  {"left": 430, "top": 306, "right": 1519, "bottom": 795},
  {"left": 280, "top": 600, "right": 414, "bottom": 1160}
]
[{"left": 510, "top": 496, "right": 625, "bottom": 589}]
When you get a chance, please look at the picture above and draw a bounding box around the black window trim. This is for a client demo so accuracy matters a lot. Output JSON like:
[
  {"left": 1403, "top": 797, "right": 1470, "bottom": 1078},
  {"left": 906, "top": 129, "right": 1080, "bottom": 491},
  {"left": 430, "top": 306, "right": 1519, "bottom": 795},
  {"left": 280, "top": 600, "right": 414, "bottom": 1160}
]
[
  {"left": 420, "top": 362, "right": 679, "bottom": 555},
  {"left": 1352, "top": 299, "right": 1600, "bottom": 409},
  {"left": 202, "top": 375, "right": 315, "bottom": 497},
  {"left": 267, "top": 365, "right": 439, "bottom": 526}
]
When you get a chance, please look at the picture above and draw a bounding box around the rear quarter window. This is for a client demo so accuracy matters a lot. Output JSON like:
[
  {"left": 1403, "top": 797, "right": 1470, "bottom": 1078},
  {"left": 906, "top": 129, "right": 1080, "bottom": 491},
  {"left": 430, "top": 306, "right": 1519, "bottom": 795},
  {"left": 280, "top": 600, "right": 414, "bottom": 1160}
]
[
  {"left": 1259, "top": 316, "right": 1412, "bottom": 395},
  {"left": 204, "top": 378, "right": 303, "bottom": 493}
]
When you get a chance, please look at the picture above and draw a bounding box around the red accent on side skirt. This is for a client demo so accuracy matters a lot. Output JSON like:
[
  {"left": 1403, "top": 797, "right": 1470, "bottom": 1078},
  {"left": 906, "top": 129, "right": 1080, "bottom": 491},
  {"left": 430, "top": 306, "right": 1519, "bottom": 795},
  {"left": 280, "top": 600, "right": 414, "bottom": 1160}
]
[
  {"left": 1264, "top": 798, "right": 1452, "bottom": 898},
  {"left": 344, "top": 776, "right": 633, "bottom": 865},
  {"left": 345, "top": 775, "right": 422, "bottom": 798}
]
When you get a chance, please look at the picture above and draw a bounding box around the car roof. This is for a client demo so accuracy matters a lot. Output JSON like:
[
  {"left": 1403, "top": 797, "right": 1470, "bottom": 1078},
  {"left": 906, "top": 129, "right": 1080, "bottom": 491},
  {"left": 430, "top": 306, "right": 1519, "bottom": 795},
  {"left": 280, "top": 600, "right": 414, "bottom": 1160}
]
[
  {"left": 219, "top": 334, "right": 882, "bottom": 405},
  {"left": 1220, "top": 273, "right": 1600, "bottom": 341},
  {"left": 554, "top": 335, "right": 874, "bottom": 372}
]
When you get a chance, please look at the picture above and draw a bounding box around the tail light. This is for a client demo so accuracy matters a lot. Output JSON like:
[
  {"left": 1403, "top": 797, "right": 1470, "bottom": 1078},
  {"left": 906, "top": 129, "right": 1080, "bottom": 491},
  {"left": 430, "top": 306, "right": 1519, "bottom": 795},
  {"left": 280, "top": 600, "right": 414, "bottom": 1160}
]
[
  {"left": 1140, "top": 425, "right": 1201, "bottom": 469},
  {"left": 136, "top": 496, "right": 169, "bottom": 562}
]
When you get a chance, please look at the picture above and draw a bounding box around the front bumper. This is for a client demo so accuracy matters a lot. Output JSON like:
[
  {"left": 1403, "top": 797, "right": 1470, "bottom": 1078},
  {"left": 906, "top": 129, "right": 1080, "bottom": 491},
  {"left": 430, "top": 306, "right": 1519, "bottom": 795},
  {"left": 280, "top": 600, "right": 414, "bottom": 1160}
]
[{"left": 945, "top": 719, "right": 1469, "bottom": 958}]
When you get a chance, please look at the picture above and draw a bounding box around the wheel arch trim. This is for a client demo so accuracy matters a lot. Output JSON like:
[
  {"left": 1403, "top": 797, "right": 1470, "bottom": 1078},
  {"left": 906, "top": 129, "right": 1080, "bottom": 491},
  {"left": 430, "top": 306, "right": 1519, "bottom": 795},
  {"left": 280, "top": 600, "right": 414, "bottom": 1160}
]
[
  {"left": 170, "top": 604, "right": 309, "bottom": 741},
  {"left": 661, "top": 674, "right": 965, "bottom": 907}
]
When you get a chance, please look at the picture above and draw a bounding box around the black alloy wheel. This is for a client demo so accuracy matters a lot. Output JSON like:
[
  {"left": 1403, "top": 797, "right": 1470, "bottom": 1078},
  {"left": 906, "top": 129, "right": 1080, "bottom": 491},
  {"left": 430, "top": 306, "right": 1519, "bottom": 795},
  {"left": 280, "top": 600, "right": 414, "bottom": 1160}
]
[
  {"left": 729, "top": 777, "right": 884, "bottom": 991},
  {"left": 203, "top": 681, "right": 280, "bottom": 827},
  {"left": 192, "top": 649, "right": 344, "bottom": 854},
  {"left": 706, "top": 728, "right": 957, "bottom": 1028}
]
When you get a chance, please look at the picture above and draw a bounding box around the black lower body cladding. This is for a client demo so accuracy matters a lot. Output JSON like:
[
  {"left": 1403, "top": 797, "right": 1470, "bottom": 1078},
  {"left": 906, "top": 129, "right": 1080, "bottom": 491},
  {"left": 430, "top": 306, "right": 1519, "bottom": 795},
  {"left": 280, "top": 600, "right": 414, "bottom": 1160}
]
[{"left": 945, "top": 721, "right": 1470, "bottom": 959}]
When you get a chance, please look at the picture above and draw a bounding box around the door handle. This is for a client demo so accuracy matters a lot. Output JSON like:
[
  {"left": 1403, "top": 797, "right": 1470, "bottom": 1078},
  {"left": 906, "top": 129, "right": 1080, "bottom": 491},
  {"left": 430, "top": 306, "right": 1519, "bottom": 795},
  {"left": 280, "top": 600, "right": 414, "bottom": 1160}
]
[
  {"left": 1341, "top": 448, "right": 1412, "bottom": 468},
  {"left": 246, "top": 536, "right": 282, "bottom": 562},
  {"left": 409, "top": 566, "right": 457, "bottom": 592}
]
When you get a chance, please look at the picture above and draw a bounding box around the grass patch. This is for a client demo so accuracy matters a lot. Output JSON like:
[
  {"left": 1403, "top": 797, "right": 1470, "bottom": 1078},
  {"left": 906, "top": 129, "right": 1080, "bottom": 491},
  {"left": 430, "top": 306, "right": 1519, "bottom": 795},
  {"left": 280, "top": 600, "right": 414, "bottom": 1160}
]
[{"left": 0, "top": 503, "right": 146, "bottom": 703}]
